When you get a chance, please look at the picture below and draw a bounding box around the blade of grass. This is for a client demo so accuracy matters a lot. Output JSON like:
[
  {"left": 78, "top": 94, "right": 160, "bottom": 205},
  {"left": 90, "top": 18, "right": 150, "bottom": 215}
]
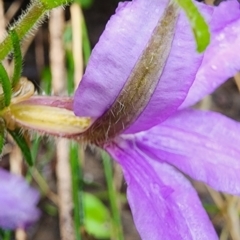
[
  {"left": 102, "top": 151, "right": 124, "bottom": 240},
  {"left": 0, "top": 63, "right": 12, "bottom": 107},
  {"left": 0, "top": 119, "right": 5, "bottom": 154},
  {"left": 70, "top": 142, "right": 84, "bottom": 240},
  {"left": 8, "top": 129, "right": 33, "bottom": 166},
  {"left": 10, "top": 29, "right": 22, "bottom": 88},
  {"left": 81, "top": 17, "right": 91, "bottom": 65},
  {"left": 0, "top": 0, "right": 73, "bottom": 61}
]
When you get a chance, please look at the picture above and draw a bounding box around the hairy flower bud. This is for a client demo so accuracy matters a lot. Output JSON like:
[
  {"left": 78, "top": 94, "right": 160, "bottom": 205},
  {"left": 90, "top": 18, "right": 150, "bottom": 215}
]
[{"left": 0, "top": 78, "right": 92, "bottom": 138}]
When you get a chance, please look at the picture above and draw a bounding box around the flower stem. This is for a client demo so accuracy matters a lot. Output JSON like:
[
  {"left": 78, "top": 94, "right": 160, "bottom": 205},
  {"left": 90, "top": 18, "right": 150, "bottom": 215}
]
[
  {"left": 0, "top": 0, "right": 73, "bottom": 61},
  {"left": 102, "top": 151, "right": 124, "bottom": 240},
  {"left": 0, "top": 2, "right": 45, "bottom": 61}
]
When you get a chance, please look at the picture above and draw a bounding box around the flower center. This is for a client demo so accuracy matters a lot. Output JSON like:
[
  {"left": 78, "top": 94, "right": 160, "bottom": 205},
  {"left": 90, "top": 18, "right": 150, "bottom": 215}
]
[{"left": 83, "top": 2, "right": 179, "bottom": 145}]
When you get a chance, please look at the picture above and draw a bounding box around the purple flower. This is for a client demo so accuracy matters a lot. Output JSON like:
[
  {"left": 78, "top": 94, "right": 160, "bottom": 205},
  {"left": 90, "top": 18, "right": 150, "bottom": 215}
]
[
  {"left": 74, "top": 0, "right": 240, "bottom": 239},
  {"left": 0, "top": 168, "right": 40, "bottom": 230}
]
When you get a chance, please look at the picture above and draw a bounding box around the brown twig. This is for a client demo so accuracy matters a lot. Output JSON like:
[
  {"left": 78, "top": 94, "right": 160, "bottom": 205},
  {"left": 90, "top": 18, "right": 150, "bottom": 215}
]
[
  {"left": 0, "top": 0, "right": 5, "bottom": 38},
  {"left": 70, "top": 3, "right": 83, "bottom": 87},
  {"left": 49, "top": 7, "right": 74, "bottom": 240}
]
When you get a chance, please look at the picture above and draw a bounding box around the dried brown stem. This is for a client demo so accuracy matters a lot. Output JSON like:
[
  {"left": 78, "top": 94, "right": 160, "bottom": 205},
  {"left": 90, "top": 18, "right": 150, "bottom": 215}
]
[
  {"left": 70, "top": 3, "right": 83, "bottom": 87},
  {"left": 49, "top": 7, "right": 74, "bottom": 240}
]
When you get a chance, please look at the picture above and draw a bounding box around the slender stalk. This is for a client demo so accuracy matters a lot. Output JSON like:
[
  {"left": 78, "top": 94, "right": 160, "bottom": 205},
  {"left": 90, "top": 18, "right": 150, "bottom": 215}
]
[
  {"left": 49, "top": 7, "right": 74, "bottom": 240},
  {"left": 102, "top": 151, "right": 124, "bottom": 240},
  {"left": 70, "top": 3, "right": 83, "bottom": 86},
  {"left": 0, "top": 0, "right": 73, "bottom": 61},
  {"left": 81, "top": 16, "right": 91, "bottom": 65},
  {"left": 70, "top": 142, "right": 83, "bottom": 240},
  {"left": 0, "top": 2, "right": 45, "bottom": 61},
  {"left": 69, "top": 4, "right": 85, "bottom": 239},
  {"left": 41, "top": 0, "right": 73, "bottom": 9},
  {"left": 56, "top": 139, "right": 74, "bottom": 240}
]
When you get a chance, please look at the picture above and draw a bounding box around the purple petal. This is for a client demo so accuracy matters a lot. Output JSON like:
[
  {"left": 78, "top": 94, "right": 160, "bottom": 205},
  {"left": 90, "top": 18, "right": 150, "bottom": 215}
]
[
  {"left": 0, "top": 169, "right": 40, "bottom": 229},
  {"left": 74, "top": 0, "right": 214, "bottom": 133},
  {"left": 106, "top": 141, "right": 217, "bottom": 240},
  {"left": 133, "top": 109, "right": 240, "bottom": 195},
  {"left": 181, "top": 0, "right": 240, "bottom": 109}
]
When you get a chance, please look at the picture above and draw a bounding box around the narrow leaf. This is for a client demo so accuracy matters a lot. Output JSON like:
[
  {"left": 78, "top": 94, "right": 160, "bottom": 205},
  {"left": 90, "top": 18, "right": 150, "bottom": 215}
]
[
  {"left": 175, "top": 0, "right": 210, "bottom": 52},
  {"left": 102, "top": 151, "right": 124, "bottom": 240},
  {"left": 0, "top": 63, "right": 12, "bottom": 107},
  {"left": 40, "top": 0, "right": 73, "bottom": 9},
  {"left": 10, "top": 29, "right": 22, "bottom": 87},
  {"left": 0, "top": 119, "right": 5, "bottom": 155},
  {"left": 8, "top": 129, "right": 33, "bottom": 166},
  {"left": 70, "top": 142, "right": 83, "bottom": 240}
]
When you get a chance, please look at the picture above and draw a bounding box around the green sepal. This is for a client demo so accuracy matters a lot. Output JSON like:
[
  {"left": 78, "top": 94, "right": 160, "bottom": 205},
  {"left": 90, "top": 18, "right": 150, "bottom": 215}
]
[
  {"left": 174, "top": 0, "right": 210, "bottom": 53},
  {"left": 10, "top": 29, "right": 22, "bottom": 88},
  {"left": 0, "top": 63, "right": 12, "bottom": 107},
  {"left": 8, "top": 129, "right": 33, "bottom": 166}
]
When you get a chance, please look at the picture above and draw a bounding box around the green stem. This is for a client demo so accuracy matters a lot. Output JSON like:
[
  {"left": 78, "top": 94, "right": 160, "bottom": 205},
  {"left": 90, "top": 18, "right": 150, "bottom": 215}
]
[
  {"left": 41, "top": 0, "right": 73, "bottom": 9},
  {"left": 102, "top": 151, "right": 124, "bottom": 240},
  {"left": 70, "top": 142, "right": 83, "bottom": 240},
  {"left": 0, "top": 0, "right": 73, "bottom": 61},
  {"left": 0, "top": 2, "right": 45, "bottom": 61},
  {"left": 8, "top": 129, "right": 33, "bottom": 166},
  {"left": 0, "top": 119, "right": 5, "bottom": 155},
  {"left": 81, "top": 15, "right": 91, "bottom": 65}
]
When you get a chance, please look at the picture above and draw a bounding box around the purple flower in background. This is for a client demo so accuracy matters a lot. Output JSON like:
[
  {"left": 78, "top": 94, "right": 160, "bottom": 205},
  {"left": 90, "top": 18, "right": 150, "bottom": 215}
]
[
  {"left": 74, "top": 0, "right": 240, "bottom": 239},
  {"left": 0, "top": 168, "right": 40, "bottom": 230}
]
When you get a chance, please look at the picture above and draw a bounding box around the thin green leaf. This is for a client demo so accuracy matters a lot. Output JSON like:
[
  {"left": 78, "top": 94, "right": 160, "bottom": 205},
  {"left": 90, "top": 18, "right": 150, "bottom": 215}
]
[
  {"left": 40, "top": 0, "right": 73, "bottom": 9},
  {"left": 74, "top": 0, "right": 94, "bottom": 9},
  {"left": 175, "top": 0, "right": 210, "bottom": 52},
  {"left": 0, "top": 63, "right": 12, "bottom": 107},
  {"left": 10, "top": 29, "right": 22, "bottom": 87},
  {"left": 0, "top": 119, "right": 5, "bottom": 155},
  {"left": 8, "top": 129, "right": 33, "bottom": 166},
  {"left": 82, "top": 17, "right": 91, "bottom": 64},
  {"left": 70, "top": 142, "right": 83, "bottom": 240},
  {"left": 41, "top": 67, "right": 52, "bottom": 95},
  {"left": 102, "top": 151, "right": 124, "bottom": 240}
]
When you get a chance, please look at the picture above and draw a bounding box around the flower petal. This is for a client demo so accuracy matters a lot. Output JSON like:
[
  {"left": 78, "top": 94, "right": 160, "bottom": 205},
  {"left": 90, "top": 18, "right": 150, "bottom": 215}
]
[
  {"left": 106, "top": 140, "right": 217, "bottom": 240},
  {"left": 74, "top": 0, "right": 214, "bottom": 133},
  {"left": 0, "top": 169, "right": 40, "bottom": 229},
  {"left": 133, "top": 109, "right": 240, "bottom": 195},
  {"left": 180, "top": 0, "right": 240, "bottom": 109}
]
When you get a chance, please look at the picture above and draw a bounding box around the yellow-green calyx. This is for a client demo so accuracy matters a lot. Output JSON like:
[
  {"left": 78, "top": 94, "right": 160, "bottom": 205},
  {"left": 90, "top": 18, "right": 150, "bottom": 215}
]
[{"left": 0, "top": 78, "right": 92, "bottom": 138}]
